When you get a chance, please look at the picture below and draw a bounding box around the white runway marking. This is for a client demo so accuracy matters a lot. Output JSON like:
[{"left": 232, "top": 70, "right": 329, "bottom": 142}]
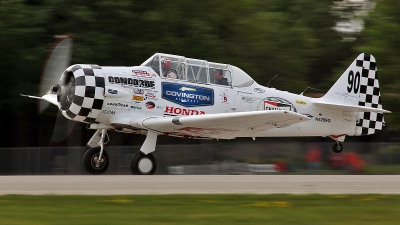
[{"left": 0, "top": 175, "right": 399, "bottom": 195}]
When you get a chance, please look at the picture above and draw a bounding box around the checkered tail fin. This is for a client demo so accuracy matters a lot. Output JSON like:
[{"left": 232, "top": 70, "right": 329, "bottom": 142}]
[
  {"left": 322, "top": 53, "right": 385, "bottom": 136},
  {"left": 354, "top": 53, "right": 384, "bottom": 135}
]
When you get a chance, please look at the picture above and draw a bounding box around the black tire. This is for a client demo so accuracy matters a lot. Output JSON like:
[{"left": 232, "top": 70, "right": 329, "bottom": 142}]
[
  {"left": 130, "top": 152, "right": 157, "bottom": 175},
  {"left": 83, "top": 147, "right": 109, "bottom": 175},
  {"left": 332, "top": 142, "right": 344, "bottom": 154}
]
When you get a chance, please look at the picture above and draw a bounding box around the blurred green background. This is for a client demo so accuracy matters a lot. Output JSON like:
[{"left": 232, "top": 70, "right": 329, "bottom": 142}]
[{"left": 0, "top": 0, "right": 400, "bottom": 174}]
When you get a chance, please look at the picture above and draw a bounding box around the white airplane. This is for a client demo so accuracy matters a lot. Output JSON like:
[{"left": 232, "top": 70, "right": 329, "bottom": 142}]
[{"left": 23, "top": 35, "right": 390, "bottom": 175}]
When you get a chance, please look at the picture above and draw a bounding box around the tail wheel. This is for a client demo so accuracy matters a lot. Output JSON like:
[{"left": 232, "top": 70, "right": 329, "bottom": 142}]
[
  {"left": 332, "top": 142, "right": 344, "bottom": 154},
  {"left": 130, "top": 152, "right": 157, "bottom": 175},
  {"left": 83, "top": 147, "right": 109, "bottom": 175}
]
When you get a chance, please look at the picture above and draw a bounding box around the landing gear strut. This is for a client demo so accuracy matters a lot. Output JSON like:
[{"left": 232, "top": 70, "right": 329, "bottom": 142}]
[
  {"left": 332, "top": 142, "right": 343, "bottom": 153},
  {"left": 83, "top": 129, "right": 109, "bottom": 175}
]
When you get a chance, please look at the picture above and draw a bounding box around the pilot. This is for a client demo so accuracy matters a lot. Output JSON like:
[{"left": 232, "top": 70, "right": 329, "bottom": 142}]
[
  {"left": 213, "top": 69, "right": 229, "bottom": 85},
  {"left": 161, "top": 57, "right": 178, "bottom": 79}
]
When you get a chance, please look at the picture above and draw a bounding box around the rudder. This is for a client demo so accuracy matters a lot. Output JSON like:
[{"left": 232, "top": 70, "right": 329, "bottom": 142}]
[{"left": 354, "top": 53, "right": 384, "bottom": 135}]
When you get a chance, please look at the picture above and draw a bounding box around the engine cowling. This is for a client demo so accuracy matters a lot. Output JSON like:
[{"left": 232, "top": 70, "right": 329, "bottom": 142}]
[{"left": 57, "top": 64, "right": 105, "bottom": 123}]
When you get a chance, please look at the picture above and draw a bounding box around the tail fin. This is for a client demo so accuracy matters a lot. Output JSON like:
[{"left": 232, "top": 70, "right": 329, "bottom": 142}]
[{"left": 321, "top": 53, "right": 385, "bottom": 135}]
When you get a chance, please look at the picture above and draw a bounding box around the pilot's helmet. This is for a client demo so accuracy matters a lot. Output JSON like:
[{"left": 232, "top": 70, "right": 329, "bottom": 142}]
[
  {"left": 161, "top": 57, "right": 171, "bottom": 69},
  {"left": 215, "top": 69, "right": 223, "bottom": 76}
]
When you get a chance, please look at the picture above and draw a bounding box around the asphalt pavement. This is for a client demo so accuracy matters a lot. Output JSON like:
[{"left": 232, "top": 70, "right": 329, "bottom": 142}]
[{"left": 0, "top": 175, "right": 399, "bottom": 195}]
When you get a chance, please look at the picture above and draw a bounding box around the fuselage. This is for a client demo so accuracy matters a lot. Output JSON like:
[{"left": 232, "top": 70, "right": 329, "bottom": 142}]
[{"left": 91, "top": 65, "right": 357, "bottom": 139}]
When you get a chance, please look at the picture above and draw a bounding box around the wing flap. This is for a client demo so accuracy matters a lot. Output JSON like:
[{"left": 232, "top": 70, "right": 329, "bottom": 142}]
[
  {"left": 313, "top": 100, "right": 391, "bottom": 113},
  {"left": 142, "top": 110, "right": 311, "bottom": 139}
]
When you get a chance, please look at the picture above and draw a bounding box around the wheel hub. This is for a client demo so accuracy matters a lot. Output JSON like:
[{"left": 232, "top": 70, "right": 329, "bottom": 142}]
[
  {"left": 91, "top": 154, "right": 106, "bottom": 170},
  {"left": 138, "top": 157, "right": 153, "bottom": 174}
]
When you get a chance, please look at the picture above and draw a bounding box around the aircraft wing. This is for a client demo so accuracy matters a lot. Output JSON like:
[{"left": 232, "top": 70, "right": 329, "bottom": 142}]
[
  {"left": 313, "top": 100, "right": 391, "bottom": 113},
  {"left": 142, "top": 110, "right": 311, "bottom": 139}
]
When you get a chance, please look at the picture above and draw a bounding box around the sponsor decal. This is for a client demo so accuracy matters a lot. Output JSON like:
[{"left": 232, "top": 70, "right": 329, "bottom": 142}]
[
  {"left": 301, "top": 113, "right": 314, "bottom": 118},
  {"left": 241, "top": 96, "right": 257, "bottom": 103},
  {"left": 145, "top": 101, "right": 155, "bottom": 109},
  {"left": 295, "top": 100, "right": 307, "bottom": 105},
  {"left": 334, "top": 92, "right": 358, "bottom": 99},
  {"left": 131, "top": 106, "right": 142, "bottom": 110},
  {"left": 144, "top": 90, "right": 157, "bottom": 100},
  {"left": 108, "top": 89, "right": 118, "bottom": 94},
  {"left": 134, "top": 88, "right": 145, "bottom": 95},
  {"left": 257, "top": 97, "right": 297, "bottom": 112},
  {"left": 133, "top": 95, "right": 144, "bottom": 101},
  {"left": 108, "top": 76, "right": 155, "bottom": 88},
  {"left": 132, "top": 70, "right": 151, "bottom": 77},
  {"left": 121, "top": 85, "right": 133, "bottom": 89},
  {"left": 315, "top": 117, "right": 331, "bottom": 123},
  {"left": 101, "top": 110, "right": 115, "bottom": 114},
  {"left": 162, "top": 82, "right": 214, "bottom": 107},
  {"left": 219, "top": 92, "right": 228, "bottom": 103},
  {"left": 237, "top": 91, "right": 252, "bottom": 95},
  {"left": 107, "top": 102, "right": 129, "bottom": 108},
  {"left": 254, "top": 88, "right": 265, "bottom": 93},
  {"left": 145, "top": 95, "right": 157, "bottom": 100},
  {"left": 164, "top": 106, "right": 205, "bottom": 116}
]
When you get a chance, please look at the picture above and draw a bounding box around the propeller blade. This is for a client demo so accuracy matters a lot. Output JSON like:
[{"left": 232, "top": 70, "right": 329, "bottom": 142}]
[
  {"left": 38, "top": 34, "right": 72, "bottom": 114},
  {"left": 50, "top": 112, "right": 78, "bottom": 146}
]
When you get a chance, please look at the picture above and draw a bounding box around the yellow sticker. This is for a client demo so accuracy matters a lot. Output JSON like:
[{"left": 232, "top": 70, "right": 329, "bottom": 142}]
[
  {"left": 295, "top": 100, "right": 306, "bottom": 105},
  {"left": 133, "top": 95, "right": 144, "bottom": 101}
]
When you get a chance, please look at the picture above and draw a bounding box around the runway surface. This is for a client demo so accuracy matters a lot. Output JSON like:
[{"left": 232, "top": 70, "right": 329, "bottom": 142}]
[{"left": 0, "top": 175, "right": 399, "bottom": 195}]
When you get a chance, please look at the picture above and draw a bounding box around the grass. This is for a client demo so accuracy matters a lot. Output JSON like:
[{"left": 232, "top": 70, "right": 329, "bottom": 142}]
[
  {"left": 0, "top": 194, "right": 399, "bottom": 225},
  {"left": 364, "top": 165, "right": 400, "bottom": 175}
]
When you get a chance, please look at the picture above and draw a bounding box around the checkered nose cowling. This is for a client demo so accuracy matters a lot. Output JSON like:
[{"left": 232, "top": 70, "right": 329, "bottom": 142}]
[{"left": 57, "top": 64, "right": 105, "bottom": 123}]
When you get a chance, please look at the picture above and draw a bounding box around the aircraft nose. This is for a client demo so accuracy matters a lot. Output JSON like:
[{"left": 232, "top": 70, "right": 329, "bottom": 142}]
[
  {"left": 56, "top": 65, "right": 106, "bottom": 123},
  {"left": 58, "top": 69, "right": 76, "bottom": 110}
]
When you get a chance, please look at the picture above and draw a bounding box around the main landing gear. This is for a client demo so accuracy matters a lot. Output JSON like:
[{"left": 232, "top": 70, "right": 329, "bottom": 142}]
[
  {"left": 130, "top": 152, "right": 157, "bottom": 175},
  {"left": 130, "top": 131, "right": 158, "bottom": 175},
  {"left": 83, "top": 129, "right": 159, "bottom": 175}
]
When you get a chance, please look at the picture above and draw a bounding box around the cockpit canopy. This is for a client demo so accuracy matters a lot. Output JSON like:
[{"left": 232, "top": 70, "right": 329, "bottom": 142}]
[{"left": 141, "top": 53, "right": 254, "bottom": 87}]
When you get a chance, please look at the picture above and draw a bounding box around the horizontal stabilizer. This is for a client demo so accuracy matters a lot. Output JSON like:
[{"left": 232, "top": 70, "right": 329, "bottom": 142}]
[
  {"left": 313, "top": 100, "right": 391, "bottom": 113},
  {"left": 142, "top": 110, "right": 311, "bottom": 139}
]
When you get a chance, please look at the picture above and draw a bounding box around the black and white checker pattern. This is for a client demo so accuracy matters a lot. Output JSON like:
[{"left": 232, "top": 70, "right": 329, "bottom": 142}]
[
  {"left": 60, "top": 64, "right": 105, "bottom": 123},
  {"left": 355, "top": 53, "right": 384, "bottom": 135}
]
